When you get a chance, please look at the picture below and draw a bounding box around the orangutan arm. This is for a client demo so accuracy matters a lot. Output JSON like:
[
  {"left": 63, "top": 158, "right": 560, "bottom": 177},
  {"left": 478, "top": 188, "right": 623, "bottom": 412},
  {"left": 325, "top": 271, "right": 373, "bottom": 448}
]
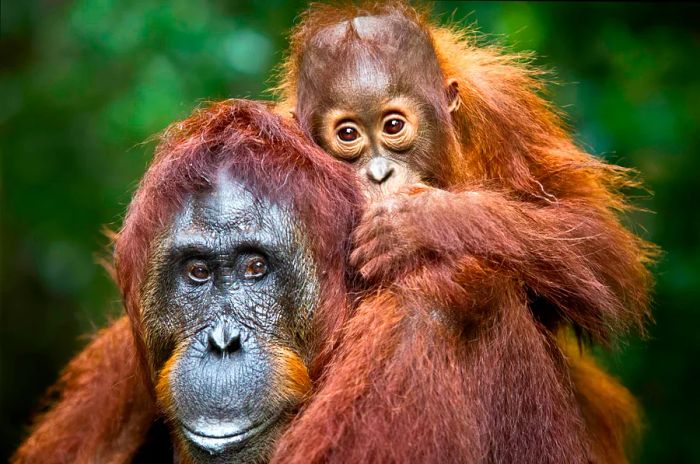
[
  {"left": 350, "top": 187, "right": 652, "bottom": 342},
  {"left": 12, "top": 316, "right": 156, "bottom": 464}
]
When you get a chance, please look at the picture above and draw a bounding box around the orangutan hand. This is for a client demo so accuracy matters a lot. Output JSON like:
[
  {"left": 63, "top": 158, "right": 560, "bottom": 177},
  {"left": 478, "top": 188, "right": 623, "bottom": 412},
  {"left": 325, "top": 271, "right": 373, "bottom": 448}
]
[{"left": 350, "top": 185, "right": 456, "bottom": 282}]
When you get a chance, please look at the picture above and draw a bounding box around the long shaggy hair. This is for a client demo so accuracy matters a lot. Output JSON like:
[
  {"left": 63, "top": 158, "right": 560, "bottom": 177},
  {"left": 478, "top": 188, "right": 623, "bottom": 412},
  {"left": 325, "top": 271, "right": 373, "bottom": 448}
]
[
  {"left": 13, "top": 100, "right": 364, "bottom": 463},
  {"left": 270, "top": 2, "right": 656, "bottom": 463}
]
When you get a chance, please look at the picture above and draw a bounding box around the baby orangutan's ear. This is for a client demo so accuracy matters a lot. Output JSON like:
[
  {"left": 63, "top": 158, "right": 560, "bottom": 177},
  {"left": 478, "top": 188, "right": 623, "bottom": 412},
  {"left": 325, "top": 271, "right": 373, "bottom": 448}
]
[{"left": 446, "top": 78, "right": 460, "bottom": 113}]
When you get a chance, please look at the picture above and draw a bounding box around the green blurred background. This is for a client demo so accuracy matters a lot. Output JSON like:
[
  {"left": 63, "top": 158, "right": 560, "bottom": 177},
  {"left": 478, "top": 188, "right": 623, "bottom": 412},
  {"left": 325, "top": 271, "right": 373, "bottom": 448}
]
[{"left": 1, "top": 1, "right": 698, "bottom": 461}]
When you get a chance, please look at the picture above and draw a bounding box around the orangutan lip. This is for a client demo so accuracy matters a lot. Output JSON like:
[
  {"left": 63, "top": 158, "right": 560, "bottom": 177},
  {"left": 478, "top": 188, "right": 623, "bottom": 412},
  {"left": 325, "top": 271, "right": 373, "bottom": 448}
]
[{"left": 182, "top": 414, "right": 279, "bottom": 455}]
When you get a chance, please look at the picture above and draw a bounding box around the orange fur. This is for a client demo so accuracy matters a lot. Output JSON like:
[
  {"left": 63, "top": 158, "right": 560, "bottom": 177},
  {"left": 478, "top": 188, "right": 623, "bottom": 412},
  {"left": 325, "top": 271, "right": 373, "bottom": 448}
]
[
  {"left": 154, "top": 346, "right": 195, "bottom": 463},
  {"left": 14, "top": 2, "right": 656, "bottom": 462},
  {"left": 564, "top": 341, "right": 641, "bottom": 464},
  {"left": 154, "top": 346, "right": 181, "bottom": 420},
  {"left": 13, "top": 100, "right": 363, "bottom": 463},
  {"left": 272, "top": 2, "right": 656, "bottom": 462},
  {"left": 271, "top": 347, "right": 313, "bottom": 404},
  {"left": 12, "top": 317, "right": 154, "bottom": 464}
]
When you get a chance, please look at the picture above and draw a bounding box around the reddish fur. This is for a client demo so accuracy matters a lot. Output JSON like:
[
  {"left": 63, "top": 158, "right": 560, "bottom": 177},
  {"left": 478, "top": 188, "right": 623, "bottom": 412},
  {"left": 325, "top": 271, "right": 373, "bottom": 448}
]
[
  {"left": 271, "top": 190, "right": 647, "bottom": 462},
  {"left": 349, "top": 187, "right": 650, "bottom": 342},
  {"left": 273, "top": 274, "right": 591, "bottom": 463},
  {"left": 12, "top": 317, "right": 154, "bottom": 464},
  {"left": 15, "top": 3, "right": 655, "bottom": 462},
  {"left": 13, "top": 100, "right": 363, "bottom": 463},
  {"left": 563, "top": 338, "right": 641, "bottom": 463},
  {"left": 271, "top": 2, "right": 655, "bottom": 463},
  {"left": 271, "top": 347, "right": 313, "bottom": 403},
  {"left": 155, "top": 346, "right": 194, "bottom": 462}
]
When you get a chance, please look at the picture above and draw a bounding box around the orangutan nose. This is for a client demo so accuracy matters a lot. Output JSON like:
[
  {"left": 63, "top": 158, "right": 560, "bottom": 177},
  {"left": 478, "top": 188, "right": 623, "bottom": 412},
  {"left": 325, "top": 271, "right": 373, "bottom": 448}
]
[
  {"left": 366, "top": 157, "right": 394, "bottom": 184},
  {"left": 207, "top": 323, "right": 241, "bottom": 356}
]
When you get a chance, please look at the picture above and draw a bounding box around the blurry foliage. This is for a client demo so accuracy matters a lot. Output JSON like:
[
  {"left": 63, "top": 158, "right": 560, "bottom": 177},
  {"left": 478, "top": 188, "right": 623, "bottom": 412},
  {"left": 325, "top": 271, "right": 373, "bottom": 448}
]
[{"left": 1, "top": 1, "right": 698, "bottom": 461}]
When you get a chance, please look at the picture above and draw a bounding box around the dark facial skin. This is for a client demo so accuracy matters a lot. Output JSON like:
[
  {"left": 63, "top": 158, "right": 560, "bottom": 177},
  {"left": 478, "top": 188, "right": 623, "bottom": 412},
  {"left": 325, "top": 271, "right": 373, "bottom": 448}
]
[
  {"left": 298, "top": 15, "right": 460, "bottom": 198},
  {"left": 141, "top": 171, "right": 318, "bottom": 463}
]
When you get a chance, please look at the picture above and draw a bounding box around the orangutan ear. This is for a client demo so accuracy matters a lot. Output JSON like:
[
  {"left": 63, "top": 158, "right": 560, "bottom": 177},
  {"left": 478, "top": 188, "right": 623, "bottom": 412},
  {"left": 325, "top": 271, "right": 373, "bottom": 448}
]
[{"left": 446, "top": 78, "right": 460, "bottom": 113}]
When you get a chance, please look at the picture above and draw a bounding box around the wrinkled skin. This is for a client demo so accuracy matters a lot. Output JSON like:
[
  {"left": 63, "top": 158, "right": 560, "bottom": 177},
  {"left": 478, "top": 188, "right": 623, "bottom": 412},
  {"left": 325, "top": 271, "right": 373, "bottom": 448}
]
[{"left": 142, "top": 171, "right": 317, "bottom": 463}]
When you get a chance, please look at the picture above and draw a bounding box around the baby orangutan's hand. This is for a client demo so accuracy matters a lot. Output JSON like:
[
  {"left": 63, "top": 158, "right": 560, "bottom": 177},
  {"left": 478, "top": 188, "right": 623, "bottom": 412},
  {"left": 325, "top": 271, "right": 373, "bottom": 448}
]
[{"left": 350, "top": 185, "right": 454, "bottom": 283}]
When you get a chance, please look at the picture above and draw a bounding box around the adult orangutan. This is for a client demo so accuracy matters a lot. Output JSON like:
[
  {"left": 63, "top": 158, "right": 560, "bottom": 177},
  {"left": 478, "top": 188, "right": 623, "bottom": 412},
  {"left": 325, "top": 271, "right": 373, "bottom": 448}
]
[
  {"left": 269, "top": 1, "right": 655, "bottom": 463},
  {"left": 13, "top": 100, "right": 363, "bottom": 463}
]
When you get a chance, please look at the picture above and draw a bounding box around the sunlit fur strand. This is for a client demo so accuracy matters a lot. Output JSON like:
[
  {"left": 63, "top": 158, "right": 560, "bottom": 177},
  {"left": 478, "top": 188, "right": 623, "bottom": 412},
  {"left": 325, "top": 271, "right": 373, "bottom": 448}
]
[
  {"left": 561, "top": 335, "right": 642, "bottom": 463},
  {"left": 430, "top": 24, "right": 649, "bottom": 209}
]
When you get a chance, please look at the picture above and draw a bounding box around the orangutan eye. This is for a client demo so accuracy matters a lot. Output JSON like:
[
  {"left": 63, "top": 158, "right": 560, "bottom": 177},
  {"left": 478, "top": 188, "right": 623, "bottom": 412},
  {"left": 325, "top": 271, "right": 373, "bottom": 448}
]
[
  {"left": 381, "top": 112, "right": 416, "bottom": 151},
  {"left": 187, "top": 261, "right": 211, "bottom": 283},
  {"left": 383, "top": 117, "right": 405, "bottom": 135},
  {"left": 330, "top": 120, "right": 364, "bottom": 160},
  {"left": 243, "top": 256, "right": 268, "bottom": 280},
  {"left": 337, "top": 125, "right": 360, "bottom": 142}
]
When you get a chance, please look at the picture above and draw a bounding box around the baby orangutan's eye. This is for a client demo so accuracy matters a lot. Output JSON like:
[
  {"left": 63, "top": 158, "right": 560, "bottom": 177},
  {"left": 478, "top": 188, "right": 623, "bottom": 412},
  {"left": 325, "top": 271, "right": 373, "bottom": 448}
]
[
  {"left": 383, "top": 117, "right": 405, "bottom": 135},
  {"left": 337, "top": 125, "right": 359, "bottom": 142},
  {"left": 330, "top": 120, "right": 364, "bottom": 160},
  {"left": 381, "top": 113, "right": 416, "bottom": 151}
]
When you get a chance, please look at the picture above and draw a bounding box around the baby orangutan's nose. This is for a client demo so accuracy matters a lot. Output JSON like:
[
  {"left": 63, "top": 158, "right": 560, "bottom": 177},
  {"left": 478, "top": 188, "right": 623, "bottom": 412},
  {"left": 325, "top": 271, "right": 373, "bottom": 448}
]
[{"left": 366, "top": 157, "right": 395, "bottom": 184}]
